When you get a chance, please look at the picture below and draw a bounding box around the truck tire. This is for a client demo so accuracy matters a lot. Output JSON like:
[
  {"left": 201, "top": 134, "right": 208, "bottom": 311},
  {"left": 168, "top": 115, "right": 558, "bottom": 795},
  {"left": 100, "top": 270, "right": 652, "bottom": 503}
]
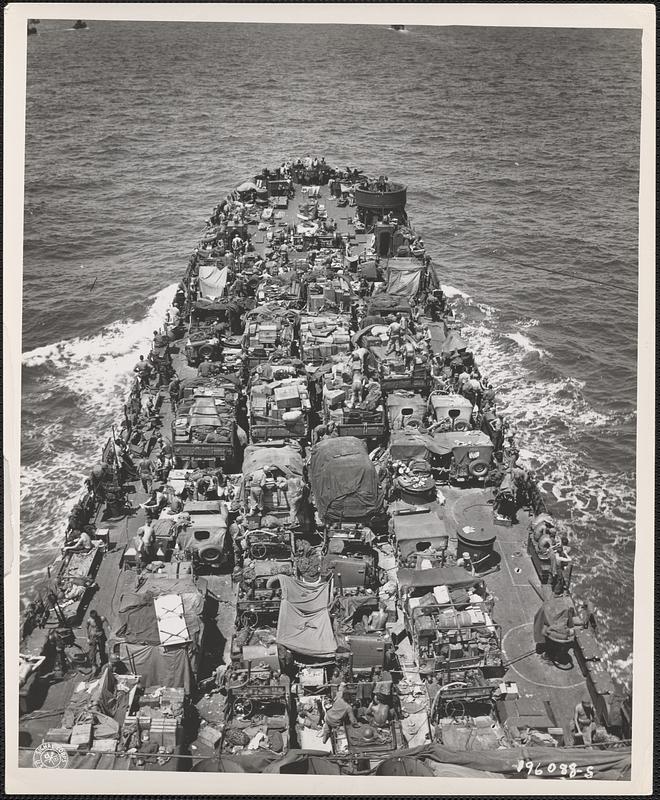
[
  {"left": 468, "top": 459, "right": 489, "bottom": 478},
  {"left": 197, "top": 544, "right": 222, "bottom": 563}
]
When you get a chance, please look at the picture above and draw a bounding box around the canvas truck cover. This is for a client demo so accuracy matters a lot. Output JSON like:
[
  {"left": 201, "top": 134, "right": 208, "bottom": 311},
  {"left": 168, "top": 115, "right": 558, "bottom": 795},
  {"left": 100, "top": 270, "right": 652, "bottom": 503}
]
[
  {"left": 392, "top": 512, "right": 449, "bottom": 559},
  {"left": 113, "top": 573, "right": 205, "bottom": 645},
  {"left": 429, "top": 430, "right": 493, "bottom": 455},
  {"left": 386, "top": 393, "right": 427, "bottom": 424},
  {"left": 397, "top": 566, "right": 476, "bottom": 591},
  {"left": 112, "top": 573, "right": 206, "bottom": 693},
  {"left": 275, "top": 575, "right": 337, "bottom": 657},
  {"left": 309, "top": 436, "right": 384, "bottom": 523},
  {"left": 389, "top": 430, "right": 448, "bottom": 461},
  {"left": 242, "top": 442, "right": 304, "bottom": 479},
  {"left": 385, "top": 258, "right": 424, "bottom": 299},
  {"left": 366, "top": 293, "right": 412, "bottom": 316}
]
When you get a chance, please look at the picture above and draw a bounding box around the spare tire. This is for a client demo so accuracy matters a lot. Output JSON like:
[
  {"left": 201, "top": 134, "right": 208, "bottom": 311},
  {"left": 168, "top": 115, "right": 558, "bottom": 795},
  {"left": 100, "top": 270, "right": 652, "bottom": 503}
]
[
  {"left": 468, "top": 459, "right": 489, "bottom": 478},
  {"left": 198, "top": 344, "right": 215, "bottom": 360},
  {"left": 453, "top": 420, "right": 470, "bottom": 432},
  {"left": 198, "top": 544, "right": 223, "bottom": 563}
]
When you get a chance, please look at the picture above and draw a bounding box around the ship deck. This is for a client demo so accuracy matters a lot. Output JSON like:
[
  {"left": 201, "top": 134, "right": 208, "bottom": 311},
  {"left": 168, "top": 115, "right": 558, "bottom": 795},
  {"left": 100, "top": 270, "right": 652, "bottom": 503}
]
[
  {"left": 20, "top": 177, "right": 590, "bottom": 761},
  {"left": 246, "top": 184, "right": 367, "bottom": 261}
]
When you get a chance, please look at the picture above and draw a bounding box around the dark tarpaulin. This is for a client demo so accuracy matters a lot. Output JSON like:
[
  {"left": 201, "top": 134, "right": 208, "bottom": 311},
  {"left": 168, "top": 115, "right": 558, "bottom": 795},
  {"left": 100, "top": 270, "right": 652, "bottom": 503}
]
[
  {"left": 188, "top": 743, "right": 630, "bottom": 779},
  {"left": 18, "top": 750, "right": 131, "bottom": 770},
  {"left": 264, "top": 750, "right": 343, "bottom": 774},
  {"left": 374, "top": 756, "right": 434, "bottom": 776},
  {"left": 193, "top": 298, "right": 240, "bottom": 314},
  {"left": 242, "top": 442, "right": 304, "bottom": 479},
  {"left": 276, "top": 575, "right": 337, "bottom": 657},
  {"left": 385, "top": 259, "right": 424, "bottom": 299},
  {"left": 416, "top": 742, "right": 631, "bottom": 781},
  {"left": 367, "top": 293, "right": 411, "bottom": 315},
  {"left": 533, "top": 595, "right": 576, "bottom": 644},
  {"left": 389, "top": 430, "right": 448, "bottom": 461},
  {"left": 397, "top": 566, "right": 476, "bottom": 591},
  {"left": 359, "top": 259, "right": 379, "bottom": 280},
  {"left": 191, "top": 756, "right": 246, "bottom": 772},
  {"left": 428, "top": 430, "right": 493, "bottom": 456},
  {"left": 117, "top": 642, "right": 194, "bottom": 695},
  {"left": 309, "top": 436, "right": 384, "bottom": 523}
]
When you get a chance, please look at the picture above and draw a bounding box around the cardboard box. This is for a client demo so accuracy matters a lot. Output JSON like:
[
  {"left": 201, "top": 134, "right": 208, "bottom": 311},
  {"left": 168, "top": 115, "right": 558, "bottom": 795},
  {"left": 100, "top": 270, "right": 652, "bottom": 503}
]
[
  {"left": 197, "top": 725, "right": 223, "bottom": 748},
  {"left": 45, "top": 728, "right": 71, "bottom": 744},
  {"left": 326, "top": 389, "right": 345, "bottom": 409},
  {"left": 70, "top": 722, "right": 93, "bottom": 747},
  {"left": 91, "top": 739, "right": 118, "bottom": 753},
  {"left": 274, "top": 386, "right": 301, "bottom": 409}
]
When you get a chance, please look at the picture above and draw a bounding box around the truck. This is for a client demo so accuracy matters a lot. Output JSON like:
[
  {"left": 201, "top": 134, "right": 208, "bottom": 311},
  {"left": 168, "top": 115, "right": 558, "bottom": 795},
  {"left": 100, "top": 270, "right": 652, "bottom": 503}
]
[
  {"left": 397, "top": 566, "right": 504, "bottom": 684},
  {"left": 318, "top": 355, "right": 387, "bottom": 441},
  {"left": 249, "top": 363, "right": 311, "bottom": 442},
  {"left": 242, "top": 304, "right": 299, "bottom": 371},
  {"left": 353, "top": 324, "right": 428, "bottom": 394},
  {"left": 175, "top": 499, "right": 231, "bottom": 570},
  {"left": 171, "top": 386, "right": 240, "bottom": 470}
]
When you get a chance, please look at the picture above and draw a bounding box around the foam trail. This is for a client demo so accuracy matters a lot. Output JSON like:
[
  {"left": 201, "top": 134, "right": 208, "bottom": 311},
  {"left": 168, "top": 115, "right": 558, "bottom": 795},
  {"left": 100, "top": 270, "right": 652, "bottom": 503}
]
[
  {"left": 440, "top": 283, "right": 471, "bottom": 300},
  {"left": 459, "top": 313, "right": 635, "bottom": 685},
  {"left": 20, "top": 283, "right": 178, "bottom": 592},
  {"left": 502, "top": 331, "right": 550, "bottom": 358}
]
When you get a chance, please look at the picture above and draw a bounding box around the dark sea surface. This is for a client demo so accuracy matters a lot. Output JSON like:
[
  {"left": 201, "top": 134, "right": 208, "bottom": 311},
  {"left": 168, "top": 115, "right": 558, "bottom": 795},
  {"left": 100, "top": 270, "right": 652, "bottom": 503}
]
[{"left": 21, "top": 22, "right": 640, "bottom": 682}]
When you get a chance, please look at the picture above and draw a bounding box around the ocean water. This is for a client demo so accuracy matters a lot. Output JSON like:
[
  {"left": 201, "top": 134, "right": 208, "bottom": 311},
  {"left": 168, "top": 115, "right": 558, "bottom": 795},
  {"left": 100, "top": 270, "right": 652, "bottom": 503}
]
[{"left": 20, "top": 22, "right": 640, "bottom": 683}]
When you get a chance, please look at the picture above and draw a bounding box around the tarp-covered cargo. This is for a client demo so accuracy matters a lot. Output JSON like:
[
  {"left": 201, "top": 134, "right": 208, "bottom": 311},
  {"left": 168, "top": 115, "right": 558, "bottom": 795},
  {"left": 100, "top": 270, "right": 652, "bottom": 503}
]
[
  {"left": 111, "top": 573, "right": 206, "bottom": 694},
  {"left": 242, "top": 442, "right": 304, "bottom": 479},
  {"left": 397, "top": 566, "right": 476, "bottom": 591},
  {"left": 366, "top": 293, "right": 412, "bottom": 316},
  {"left": 389, "top": 430, "right": 447, "bottom": 462},
  {"left": 428, "top": 430, "right": 493, "bottom": 456},
  {"left": 309, "top": 436, "right": 385, "bottom": 523},
  {"left": 384, "top": 258, "right": 424, "bottom": 299},
  {"left": 392, "top": 511, "right": 449, "bottom": 560},
  {"left": 275, "top": 575, "right": 337, "bottom": 657}
]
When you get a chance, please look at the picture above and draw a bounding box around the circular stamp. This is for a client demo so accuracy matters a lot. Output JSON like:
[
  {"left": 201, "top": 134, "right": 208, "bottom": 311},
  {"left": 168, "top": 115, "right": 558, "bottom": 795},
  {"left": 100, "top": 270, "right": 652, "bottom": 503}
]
[{"left": 32, "top": 741, "right": 69, "bottom": 769}]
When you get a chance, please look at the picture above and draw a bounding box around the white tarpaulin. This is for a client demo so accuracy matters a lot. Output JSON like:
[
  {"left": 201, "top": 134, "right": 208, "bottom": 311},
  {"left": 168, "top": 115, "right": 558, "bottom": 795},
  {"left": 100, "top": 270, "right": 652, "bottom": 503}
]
[
  {"left": 154, "top": 594, "right": 191, "bottom": 646},
  {"left": 198, "top": 265, "right": 228, "bottom": 300}
]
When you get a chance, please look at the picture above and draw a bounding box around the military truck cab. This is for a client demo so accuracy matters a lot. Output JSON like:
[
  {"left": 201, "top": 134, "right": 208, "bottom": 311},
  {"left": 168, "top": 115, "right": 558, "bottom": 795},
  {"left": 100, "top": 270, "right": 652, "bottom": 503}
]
[
  {"left": 242, "top": 305, "right": 299, "bottom": 371},
  {"left": 185, "top": 326, "right": 222, "bottom": 367},
  {"left": 428, "top": 393, "right": 474, "bottom": 432},
  {"left": 176, "top": 499, "right": 230, "bottom": 570},
  {"left": 171, "top": 390, "right": 239, "bottom": 469},
  {"left": 387, "top": 392, "right": 428, "bottom": 432},
  {"left": 249, "top": 364, "right": 311, "bottom": 442},
  {"left": 219, "top": 667, "right": 292, "bottom": 757},
  {"left": 321, "top": 523, "right": 380, "bottom": 589},
  {"left": 429, "top": 430, "right": 494, "bottom": 485},
  {"left": 355, "top": 325, "right": 428, "bottom": 394},
  {"left": 397, "top": 567, "right": 503, "bottom": 681}
]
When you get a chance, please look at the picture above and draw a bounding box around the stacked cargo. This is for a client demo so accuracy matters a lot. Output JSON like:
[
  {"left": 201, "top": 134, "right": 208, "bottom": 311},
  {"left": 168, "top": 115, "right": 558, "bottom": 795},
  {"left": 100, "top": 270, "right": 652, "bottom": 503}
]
[
  {"left": 320, "top": 355, "right": 386, "bottom": 439},
  {"left": 249, "top": 372, "right": 311, "bottom": 442},
  {"left": 299, "top": 313, "right": 352, "bottom": 364}
]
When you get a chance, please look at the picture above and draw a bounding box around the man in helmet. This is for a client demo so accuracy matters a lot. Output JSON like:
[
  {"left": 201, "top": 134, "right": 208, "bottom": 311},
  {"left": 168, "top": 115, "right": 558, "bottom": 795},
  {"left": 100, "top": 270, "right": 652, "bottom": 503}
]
[
  {"left": 321, "top": 683, "right": 359, "bottom": 743},
  {"left": 198, "top": 354, "right": 213, "bottom": 377}
]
